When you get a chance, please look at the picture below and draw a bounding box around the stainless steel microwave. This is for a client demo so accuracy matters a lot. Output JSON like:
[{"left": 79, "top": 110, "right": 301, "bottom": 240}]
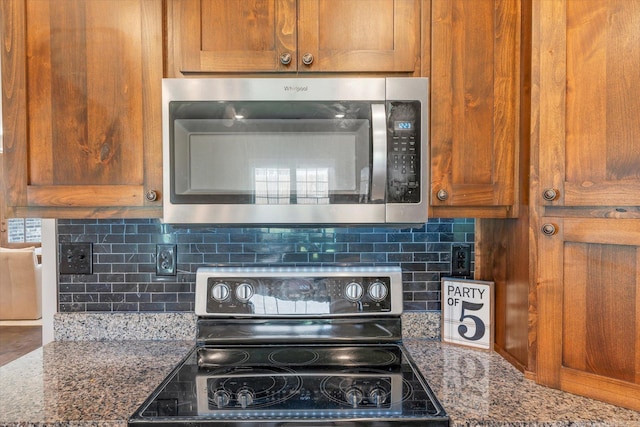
[{"left": 162, "top": 77, "right": 429, "bottom": 225}]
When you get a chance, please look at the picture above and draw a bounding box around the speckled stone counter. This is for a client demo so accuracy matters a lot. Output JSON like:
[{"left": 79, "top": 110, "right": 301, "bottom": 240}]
[
  {"left": 51, "top": 311, "right": 440, "bottom": 341},
  {"left": 402, "top": 340, "right": 640, "bottom": 426},
  {"left": 1, "top": 339, "right": 638, "bottom": 427},
  {"left": 0, "top": 341, "right": 194, "bottom": 427}
]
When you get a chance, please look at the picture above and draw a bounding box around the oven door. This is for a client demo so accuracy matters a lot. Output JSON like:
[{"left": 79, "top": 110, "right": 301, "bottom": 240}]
[{"left": 164, "top": 101, "right": 387, "bottom": 225}]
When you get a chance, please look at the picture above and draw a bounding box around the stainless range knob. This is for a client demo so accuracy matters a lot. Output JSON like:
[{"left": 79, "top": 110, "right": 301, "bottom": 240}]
[
  {"left": 212, "top": 390, "right": 230, "bottom": 408},
  {"left": 235, "top": 282, "right": 254, "bottom": 302},
  {"left": 236, "top": 388, "right": 254, "bottom": 408},
  {"left": 345, "top": 387, "right": 363, "bottom": 407},
  {"left": 368, "top": 281, "right": 388, "bottom": 301},
  {"left": 369, "top": 387, "right": 387, "bottom": 407},
  {"left": 211, "top": 282, "right": 231, "bottom": 302},
  {"left": 344, "top": 281, "right": 364, "bottom": 302}
]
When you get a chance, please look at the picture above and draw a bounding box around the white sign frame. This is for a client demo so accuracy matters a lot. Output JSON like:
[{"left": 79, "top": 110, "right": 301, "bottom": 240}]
[{"left": 441, "top": 277, "right": 494, "bottom": 350}]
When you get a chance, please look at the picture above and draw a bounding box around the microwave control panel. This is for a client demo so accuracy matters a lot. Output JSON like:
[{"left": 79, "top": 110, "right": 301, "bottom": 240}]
[{"left": 386, "top": 101, "right": 421, "bottom": 203}]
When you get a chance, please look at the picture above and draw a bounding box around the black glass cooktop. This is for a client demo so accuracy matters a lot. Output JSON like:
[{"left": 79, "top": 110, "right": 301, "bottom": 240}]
[{"left": 129, "top": 344, "right": 449, "bottom": 426}]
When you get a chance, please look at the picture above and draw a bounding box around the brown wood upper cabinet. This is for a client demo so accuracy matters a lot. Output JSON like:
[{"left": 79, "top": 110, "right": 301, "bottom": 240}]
[
  {"left": 430, "top": 0, "right": 525, "bottom": 218},
  {"left": 166, "top": 0, "right": 421, "bottom": 75},
  {"left": 1, "top": 0, "right": 163, "bottom": 218},
  {"left": 536, "top": 0, "right": 640, "bottom": 209}
]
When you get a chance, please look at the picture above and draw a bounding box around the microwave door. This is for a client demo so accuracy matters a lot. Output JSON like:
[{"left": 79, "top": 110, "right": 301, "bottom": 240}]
[{"left": 370, "top": 103, "right": 387, "bottom": 203}]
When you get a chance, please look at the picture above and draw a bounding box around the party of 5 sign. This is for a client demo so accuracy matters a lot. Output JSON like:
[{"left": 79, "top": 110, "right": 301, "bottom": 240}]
[{"left": 441, "top": 278, "right": 494, "bottom": 349}]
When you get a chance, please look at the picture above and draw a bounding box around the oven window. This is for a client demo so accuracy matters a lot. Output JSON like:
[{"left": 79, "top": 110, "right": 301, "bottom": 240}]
[{"left": 170, "top": 102, "right": 374, "bottom": 205}]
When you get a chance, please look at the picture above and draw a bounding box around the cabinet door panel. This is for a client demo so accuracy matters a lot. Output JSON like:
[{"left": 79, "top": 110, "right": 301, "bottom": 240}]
[
  {"left": 537, "top": 218, "right": 640, "bottom": 410},
  {"left": 532, "top": 0, "right": 640, "bottom": 411},
  {"left": 430, "top": 0, "right": 521, "bottom": 217},
  {"left": 169, "top": 0, "right": 297, "bottom": 74},
  {"left": 1, "top": 0, "right": 162, "bottom": 218},
  {"left": 39, "top": 2, "right": 144, "bottom": 186},
  {"left": 297, "top": 0, "right": 420, "bottom": 72},
  {"left": 539, "top": 0, "right": 640, "bottom": 207}
]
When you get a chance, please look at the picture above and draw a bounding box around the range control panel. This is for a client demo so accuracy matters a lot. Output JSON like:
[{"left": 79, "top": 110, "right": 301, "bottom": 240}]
[{"left": 195, "top": 266, "right": 403, "bottom": 317}]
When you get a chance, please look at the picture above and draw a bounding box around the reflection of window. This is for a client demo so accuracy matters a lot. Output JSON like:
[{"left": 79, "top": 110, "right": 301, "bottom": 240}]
[
  {"left": 297, "top": 168, "right": 329, "bottom": 204},
  {"left": 254, "top": 168, "right": 290, "bottom": 205},
  {"left": 7, "top": 218, "right": 42, "bottom": 243}
]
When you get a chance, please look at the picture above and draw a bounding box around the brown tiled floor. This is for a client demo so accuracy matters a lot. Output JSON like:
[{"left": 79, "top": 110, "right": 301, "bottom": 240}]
[{"left": 0, "top": 326, "right": 42, "bottom": 366}]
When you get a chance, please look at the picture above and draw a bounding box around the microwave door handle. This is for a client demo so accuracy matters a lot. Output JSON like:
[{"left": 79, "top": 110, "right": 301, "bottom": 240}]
[{"left": 370, "top": 103, "right": 387, "bottom": 202}]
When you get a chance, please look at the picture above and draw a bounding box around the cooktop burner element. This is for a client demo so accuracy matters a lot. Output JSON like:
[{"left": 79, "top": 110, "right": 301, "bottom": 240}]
[
  {"left": 129, "top": 266, "right": 449, "bottom": 426},
  {"left": 268, "top": 348, "right": 319, "bottom": 365},
  {"left": 204, "top": 366, "right": 303, "bottom": 410}
]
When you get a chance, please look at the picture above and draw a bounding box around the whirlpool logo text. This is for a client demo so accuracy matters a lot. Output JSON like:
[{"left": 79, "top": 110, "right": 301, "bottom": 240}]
[{"left": 284, "top": 85, "right": 309, "bottom": 93}]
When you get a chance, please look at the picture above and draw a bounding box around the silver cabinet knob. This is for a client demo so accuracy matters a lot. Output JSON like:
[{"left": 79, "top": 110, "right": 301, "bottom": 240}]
[
  {"left": 541, "top": 223, "right": 557, "bottom": 236},
  {"left": 436, "top": 189, "right": 449, "bottom": 201},
  {"left": 145, "top": 190, "right": 158, "bottom": 201},
  {"left": 280, "top": 52, "right": 292, "bottom": 65},
  {"left": 301, "top": 52, "right": 314, "bottom": 65},
  {"left": 542, "top": 188, "right": 559, "bottom": 201}
]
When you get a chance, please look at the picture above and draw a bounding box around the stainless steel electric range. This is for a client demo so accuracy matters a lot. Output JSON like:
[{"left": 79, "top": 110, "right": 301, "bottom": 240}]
[{"left": 129, "top": 266, "right": 449, "bottom": 426}]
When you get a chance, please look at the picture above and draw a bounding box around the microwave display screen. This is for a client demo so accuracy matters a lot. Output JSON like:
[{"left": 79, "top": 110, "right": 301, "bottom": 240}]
[{"left": 394, "top": 121, "right": 413, "bottom": 131}]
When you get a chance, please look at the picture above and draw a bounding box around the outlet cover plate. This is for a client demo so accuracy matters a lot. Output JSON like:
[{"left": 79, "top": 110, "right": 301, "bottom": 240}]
[
  {"left": 156, "top": 244, "right": 177, "bottom": 276},
  {"left": 60, "top": 242, "right": 93, "bottom": 275},
  {"left": 451, "top": 243, "right": 471, "bottom": 277}
]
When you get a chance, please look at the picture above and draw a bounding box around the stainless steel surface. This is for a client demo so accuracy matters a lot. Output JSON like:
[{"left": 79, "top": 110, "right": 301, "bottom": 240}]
[
  {"left": 196, "top": 318, "right": 402, "bottom": 344},
  {"left": 371, "top": 103, "right": 387, "bottom": 202},
  {"left": 162, "top": 77, "right": 429, "bottom": 226},
  {"left": 194, "top": 266, "right": 404, "bottom": 318},
  {"left": 128, "top": 266, "right": 449, "bottom": 426},
  {"left": 162, "top": 77, "right": 387, "bottom": 102}
]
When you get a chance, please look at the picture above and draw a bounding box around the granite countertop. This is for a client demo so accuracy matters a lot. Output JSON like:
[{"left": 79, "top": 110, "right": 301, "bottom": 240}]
[{"left": 1, "top": 339, "right": 639, "bottom": 427}]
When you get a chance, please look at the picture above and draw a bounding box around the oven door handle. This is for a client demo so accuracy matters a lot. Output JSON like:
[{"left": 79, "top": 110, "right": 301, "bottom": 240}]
[{"left": 370, "top": 103, "right": 387, "bottom": 202}]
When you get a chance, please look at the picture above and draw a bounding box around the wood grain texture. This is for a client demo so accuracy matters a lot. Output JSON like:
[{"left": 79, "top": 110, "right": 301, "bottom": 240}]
[
  {"left": 531, "top": 1, "right": 640, "bottom": 410},
  {"left": 168, "top": 0, "right": 420, "bottom": 74},
  {"left": 1, "top": 0, "right": 163, "bottom": 218},
  {"left": 430, "top": 0, "right": 521, "bottom": 217},
  {"left": 298, "top": 0, "right": 420, "bottom": 72},
  {"left": 1, "top": 0, "right": 29, "bottom": 208},
  {"left": 554, "top": 220, "right": 640, "bottom": 410},
  {"left": 476, "top": 217, "right": 530, "bottom": 372},
  {"left": 541, "top": 0, "right": 640, "bottom": 207}
]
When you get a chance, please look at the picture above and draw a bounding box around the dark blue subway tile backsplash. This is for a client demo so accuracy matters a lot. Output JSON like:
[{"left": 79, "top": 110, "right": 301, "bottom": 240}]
[{"left": 57, "top": 218, "right": 474, "bottom": 313}]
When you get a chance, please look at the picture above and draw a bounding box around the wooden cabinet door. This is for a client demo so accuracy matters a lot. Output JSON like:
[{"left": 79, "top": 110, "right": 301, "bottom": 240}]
[
  {"left": 430, "top": 0, "right": 524, "bottom": 218},
  {"left": 531, "top": 0, "right": 640, "bottom": 411},
  {"left": 536, "top": 218, "right": 640, "bottom": 411},
  {"left": 167, "top": 0, "right": 420, "bottom": 75},
  {"left": 537, "top": 0, "right": 640, "bottom": 209},
  {"left": 167, "top": 0, "right": 297, "bottom": 75},
  {"left": 297, "top": 0, "right": 420, "bottom": 73},
  {"left": 1, "top": 0, "right": 163, "bottom": 218}
]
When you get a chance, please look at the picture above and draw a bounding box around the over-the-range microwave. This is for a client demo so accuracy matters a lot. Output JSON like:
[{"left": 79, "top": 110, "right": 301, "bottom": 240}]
[{"left": 162, "top": 77, "right": 429, "bottom": 226}]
